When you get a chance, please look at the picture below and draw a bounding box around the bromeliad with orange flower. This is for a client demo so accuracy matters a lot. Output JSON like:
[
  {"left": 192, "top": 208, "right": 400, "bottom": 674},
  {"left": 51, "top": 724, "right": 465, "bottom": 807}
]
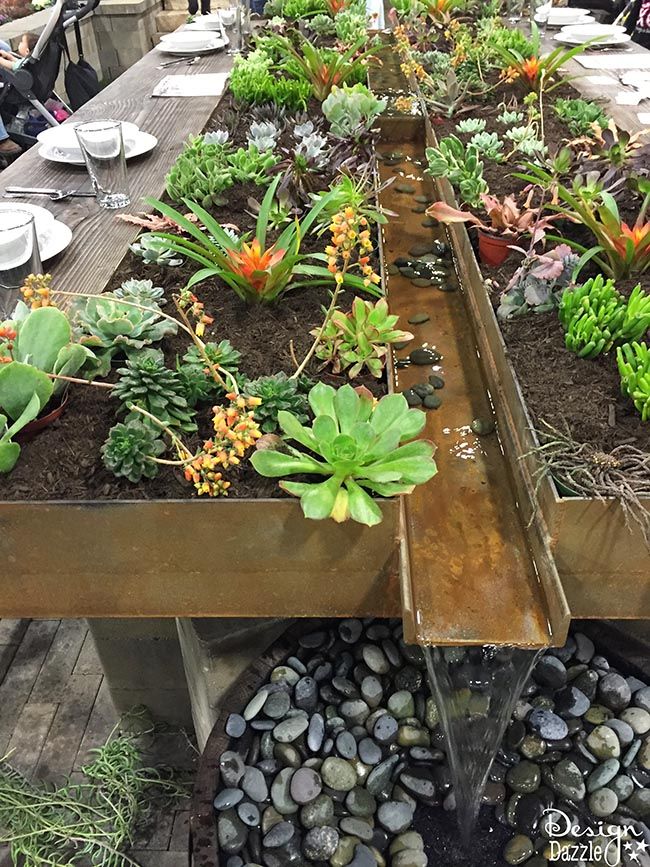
[
  {"left": 495, "top": 23, "right": 593, "bottom": 94},
  {"left": 148, "top": 177, "right": 381, "bottom": 304}
]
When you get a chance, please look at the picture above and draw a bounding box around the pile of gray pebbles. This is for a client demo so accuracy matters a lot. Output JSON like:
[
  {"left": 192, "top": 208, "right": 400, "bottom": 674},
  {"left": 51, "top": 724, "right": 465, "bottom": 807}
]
[{"left": 213, "top": 620, "right": 650, "bottom": 867}]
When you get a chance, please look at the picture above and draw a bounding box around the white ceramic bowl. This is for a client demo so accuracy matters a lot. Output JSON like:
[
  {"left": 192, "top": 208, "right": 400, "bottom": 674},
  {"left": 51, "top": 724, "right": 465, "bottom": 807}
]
[
  {"left": 37, "top": 120, "right": 139, "bottom": 159},
  {"left": 160, "top": 30, "right": 218, "bottom": 49}
]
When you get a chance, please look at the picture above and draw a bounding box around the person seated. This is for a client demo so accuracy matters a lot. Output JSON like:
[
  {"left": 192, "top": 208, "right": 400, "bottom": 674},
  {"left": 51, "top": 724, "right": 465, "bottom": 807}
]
[{"left": 0, "top": 32, "right": 39, "bottom": 157}]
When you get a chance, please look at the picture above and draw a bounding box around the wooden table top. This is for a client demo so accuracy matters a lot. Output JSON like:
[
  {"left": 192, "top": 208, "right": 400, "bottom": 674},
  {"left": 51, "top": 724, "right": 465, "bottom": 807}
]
[{"left": 0, "top": 42, "right": 232, "bottom": 299}]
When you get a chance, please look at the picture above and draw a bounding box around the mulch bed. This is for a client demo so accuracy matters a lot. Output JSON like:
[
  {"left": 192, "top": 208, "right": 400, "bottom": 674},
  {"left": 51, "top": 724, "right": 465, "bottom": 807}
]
[{"left": 2, "top": 96, "right": 387, "bottom": 502}]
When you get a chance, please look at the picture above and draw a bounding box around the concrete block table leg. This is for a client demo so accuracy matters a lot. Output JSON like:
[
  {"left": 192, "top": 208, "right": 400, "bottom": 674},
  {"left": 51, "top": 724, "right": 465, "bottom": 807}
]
[{"left": 176, "top": 618, "right": 291, "bottom": 750}]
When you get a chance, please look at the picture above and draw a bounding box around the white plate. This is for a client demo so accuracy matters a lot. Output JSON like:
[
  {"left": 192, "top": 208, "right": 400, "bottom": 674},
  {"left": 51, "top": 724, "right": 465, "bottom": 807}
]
[
  {"left": 37, "top": 120, "right": 140, "bottom": 159},
  {"left": 560, "top": 22, "right": 626, "bottom": 36},
  {"left": 184, "top": 19, "right": 223, "bottom": 30},
  {"left": 0, "top": 201, "right": 55, "bottom": 237},
  {"left": 154, "top": 38, "right": 227, "bottom": 55},
  {"left": 38, "top": 131, "right": 158, "bottom": 165},
  {"left": 39, "top": 220, "right": 72, "bottom": 261},
  {"left": 554, "top": 31, "right": 631, "bottom": 46},
  {"left": 160, "top": 30, "right": 220, "bottom": 49},
  {"left": 537, "top": 10, "right": 592, "bottom": 26}
]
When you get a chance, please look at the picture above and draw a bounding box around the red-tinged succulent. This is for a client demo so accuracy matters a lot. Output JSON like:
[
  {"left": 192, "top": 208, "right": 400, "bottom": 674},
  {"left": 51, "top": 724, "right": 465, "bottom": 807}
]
[{"left": 427, "top": 192, "right": 559, "bottom": 238}]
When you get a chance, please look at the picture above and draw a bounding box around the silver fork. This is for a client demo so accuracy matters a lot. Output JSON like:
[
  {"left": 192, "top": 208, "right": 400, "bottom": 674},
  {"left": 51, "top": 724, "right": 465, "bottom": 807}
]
[{"left": 3, "top": 187, "right": 96, "bottom": 201}]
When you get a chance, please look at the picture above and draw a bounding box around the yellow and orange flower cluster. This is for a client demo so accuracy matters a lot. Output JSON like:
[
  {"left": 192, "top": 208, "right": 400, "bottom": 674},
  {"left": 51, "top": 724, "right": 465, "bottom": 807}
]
[
  {"left": 177, "top": 287, "right": 214, "bottom": 337},
  {"left": 21, "top": 273, "right": 54, "bottom": 309},
  {"left": 393, "top": 24, "right": 426, "bottom": 81},
  {"left": 394, "top": 95, "right": 416, "bottom": 114},
  {"left": 184, "top": 393, "right": 262, "bottom": 496},
  {"left": 325, "top": 208, "right": 381, "bottom": 290}
]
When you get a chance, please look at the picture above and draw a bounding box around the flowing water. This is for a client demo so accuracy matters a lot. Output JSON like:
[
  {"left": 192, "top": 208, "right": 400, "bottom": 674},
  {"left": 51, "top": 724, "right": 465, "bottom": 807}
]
[{"left": 424, "top": 644, "right": 541, "bottom": 844}]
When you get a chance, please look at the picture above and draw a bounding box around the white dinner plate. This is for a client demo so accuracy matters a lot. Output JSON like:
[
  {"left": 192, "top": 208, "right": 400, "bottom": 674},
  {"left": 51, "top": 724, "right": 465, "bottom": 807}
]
[
  {"left": 0, "top": 204, "right": 71, "bottom": 261},
  {"left": 553, "top": 31, "right": 632, "bottom": 46},
  {"left": 39, "top": 220, "right": 73, "bottom": 261},
  {"left": 620, "top": 70, "right": 650, "bottom": 86},
  {"left": 37, "top": 120, "right": 140, "bottom": 159},
  {"left": 160, "top": 30, "right": 220, "bottom": 49},
  {"left": 154, "top": 37, "right": 227, "bottom": 55},
  {"left": 38, "top": 131, "right": 158, "bottom": 165},
  {"left": 537, "top": 10, "right": 592, "bottom": 26},
  {"left": 560, "top": 22, "right": 626, "bottom": 37},
  {"left": 184, "top": 19, "right": 223, "bottom": 30}
]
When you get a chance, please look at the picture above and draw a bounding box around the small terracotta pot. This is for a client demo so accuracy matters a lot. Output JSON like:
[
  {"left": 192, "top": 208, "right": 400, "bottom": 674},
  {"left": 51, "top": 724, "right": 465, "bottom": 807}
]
[
  {"left": 17, "top": 388, "right": 69, "bottom": 443},
  {"left": 478, "top": 231, "right": 518, "bottom": 268}
]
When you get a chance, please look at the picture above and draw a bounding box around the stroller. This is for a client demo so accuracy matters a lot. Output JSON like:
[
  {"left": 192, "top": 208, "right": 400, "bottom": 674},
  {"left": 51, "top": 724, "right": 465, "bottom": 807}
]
[{"left": 0, "top": 0, "right": 100, "bottom": 151}]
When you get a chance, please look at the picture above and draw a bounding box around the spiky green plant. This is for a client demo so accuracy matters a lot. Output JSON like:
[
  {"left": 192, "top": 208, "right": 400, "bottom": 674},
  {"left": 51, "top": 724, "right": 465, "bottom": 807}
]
[
  {"left": 243, "top": 372, "right": 310, "bottom": 433},
  {"left": 101, "top": 419, "right": 166, "bottom": 483},
  {"left": 113, "top": 352, "right": 197, "bottom": 432},
  {"left": 617, "top": 341, "right": 650, "bottom": 421}
]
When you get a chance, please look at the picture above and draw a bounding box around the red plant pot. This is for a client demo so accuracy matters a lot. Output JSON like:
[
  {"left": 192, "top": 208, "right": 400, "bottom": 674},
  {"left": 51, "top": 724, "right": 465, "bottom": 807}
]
[
  {"left": 17, "top": 389, "right": 69, "bottom": 443},
  {"left": 478, "top": 231, "right": 518, "bottom": 268}
]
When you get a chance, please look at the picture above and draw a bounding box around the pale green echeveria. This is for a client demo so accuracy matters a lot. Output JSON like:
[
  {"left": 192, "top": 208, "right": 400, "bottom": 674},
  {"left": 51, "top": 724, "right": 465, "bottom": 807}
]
[
  {"left": 251, "top": 382, "right": 437, "bottom": 526},
  {"left": 322, "top": 84, "right": 387, "bottom": 139},
  {"left": 73, "top": 295, "right": 177, "bottom": 377}
]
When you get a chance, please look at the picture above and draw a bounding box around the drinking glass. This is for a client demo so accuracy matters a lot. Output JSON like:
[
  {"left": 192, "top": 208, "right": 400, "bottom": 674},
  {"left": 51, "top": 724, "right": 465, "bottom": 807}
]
[
  {"left": 222, "top": 5, "right": 243, "bottom": 53},
  {"left": 75, "top": 120, "right": 130, "bottom": 210},
  {"left": 506, "top": 0, "right": 525, "bottom": 22},
  {"left": 0, "top": 210, "right": 42, "bottom": 319},
  {"left": 530, "top": 0, "right": 550, "bottom": 33}
]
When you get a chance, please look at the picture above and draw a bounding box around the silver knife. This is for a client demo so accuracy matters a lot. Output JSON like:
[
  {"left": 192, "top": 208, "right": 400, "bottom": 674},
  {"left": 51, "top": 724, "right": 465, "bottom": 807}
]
[{"left": 5, "top": 186, "right": 96, "bottom": 197}]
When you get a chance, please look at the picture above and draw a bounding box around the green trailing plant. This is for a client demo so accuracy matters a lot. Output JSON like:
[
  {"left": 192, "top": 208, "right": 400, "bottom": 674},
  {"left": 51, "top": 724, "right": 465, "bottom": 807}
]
[
  {"left": 229, "top": 50, "right": 311, "bottom": 109},
  {"left": 251, "top": 382, "right": 437, "bottom": 526},
  {"left": 147, "top": 177, "right": 375, "bottom": 303},
  {"left": 4, "top": 304, "right": 95, "bottom": 395},
  {"left": 322, "top": 83, "right": 387, "bottom": 139},
  {"left": 271, "top": 34, "right": 380, "bottom": 101},
  {"left": 0, "top": 362, "right": 52, "bottom": 473},
  {"left": 617, "top": 341, "right": 650, "bottom": 421},
  {"left": 553, "top": 97, "right": 607, "bottom": 137},
  {"left": 102, "top": 418, "right": 166, "bottom": 483},
  {"left": 73, "top": 294, "right": 177, "bottom": 377},
  {"left": 112, "top": 351, "right": 197, "bottom": 433},
  {"left": 244, "top": 372, "right": 310, "bottom": 432},
  {"left": 0, "top": 716, "right": 188, "bottom": 866},
  {"left": 559, "top": 275, "right": 650, "bottom": 358},
  {"left": 313, "top": 296, "right": 414, "bottom": 377},
  {"left": 130, "top": 234, "right": 183, "bottom": 267},
  {"left": 177, "top": 340, "right": 242, "bottom": 407},
  {"left": 425, "top": 136, "right": 488, "bottom": 208}
]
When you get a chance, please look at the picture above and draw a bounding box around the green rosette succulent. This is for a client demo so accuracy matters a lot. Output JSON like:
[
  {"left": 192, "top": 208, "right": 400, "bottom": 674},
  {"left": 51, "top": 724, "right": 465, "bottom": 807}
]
[
  {"left": 101, "top": 419, "right": 166, "bottom": 483},
  {"left": 251, "top": 382, "right": 437, "bottom": 526},
  {"left": 244, "top": 372, "right": 310, "bottom": 433},
  {"left": 113, "top": 351, "right": 197, "bottom": 433}
]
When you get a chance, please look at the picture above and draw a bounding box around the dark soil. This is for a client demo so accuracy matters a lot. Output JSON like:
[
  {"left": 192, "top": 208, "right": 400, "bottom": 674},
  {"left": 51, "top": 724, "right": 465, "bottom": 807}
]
[
  {"left": 429, "top": 70, "right": 650, "bottom": 455},
  {"left": 1, "top": 97, "right": 386, "bottom": 502}
]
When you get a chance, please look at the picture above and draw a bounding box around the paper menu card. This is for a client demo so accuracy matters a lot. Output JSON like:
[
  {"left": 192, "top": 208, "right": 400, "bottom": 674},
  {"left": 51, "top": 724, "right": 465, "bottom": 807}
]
[
  {"left": 576, "top": 54, "right": 650, "bottom": 70},
  {"left": 153, "top": 73, "right": 229, "bottom": 97}
]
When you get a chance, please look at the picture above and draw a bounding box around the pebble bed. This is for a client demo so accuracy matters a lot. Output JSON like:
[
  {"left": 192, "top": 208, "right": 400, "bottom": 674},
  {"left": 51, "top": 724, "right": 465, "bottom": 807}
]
[{"left": 212, "top": 621, "right": 650, "bottom": 867}]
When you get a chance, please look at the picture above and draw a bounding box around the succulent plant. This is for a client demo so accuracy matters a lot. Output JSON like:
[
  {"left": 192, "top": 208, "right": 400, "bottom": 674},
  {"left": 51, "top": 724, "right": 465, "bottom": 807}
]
[
  {"left": 307, "top": 12, "right": 336, "bottom": 35},
  {"left": 227, "top": 145, "right": 279, "bottom": 185},
  {"left": 456, "top": 118, "right": 486, "bottom": 135},
  {"left": 553, "top": 97, "right": 607, "bottom": 137},
  {"left": 251, "top": 382, "right": 437, "bottom": 526},
  {"left": 504, "top": 125, "right": 547, "bottom": 157},
  {"left": 0, "top": 361, "right": 53, "bottom": 473},
  {"left": 497, "top": 244, "right": 578, "bottom": 320},
  {"left": 617, "top": 341, "right": 650, "bottom": 421},
  {"left": 425, "top": 136, "right": 488, "bottom": 208},
  {"left": 559, "top": 276, "right": 650, "bottom": 358},
  {"left": 204, "top": 130, "right": 230, "bottom": 145},
  {"left": 177, "top": 340, "right": 242, "bottom": 407},
  {"left": 165, "top": 136, "right": 234, "bottom": 209},
  {"left": 114, "top": 279, "right": 167, "bottom": 307},
  {"left": 322, "top": 84, "right": 386, "bottom": 139},
  {"left": 243, "top": 372, "right": 310, "bottom": 433},
  {"left": 73, "top": 294, "right": 177, "bottom": 376},
  {"left": 101, "top": 419, "right": 166, "bottom": 483},
  {"left": 247, "top": 121, "right": 281, "bottom": 152},
  {"left": 130, "top": 234, "right": 183, "bottom": 267},
  {"left": 314, "top": 297, "right": 414, "bottom": 378},
  {"left": 113, "top": 351, "right": 197, "bottom": 432},
  {"left": 469, "top": 131, "right": 503, "bottom": 162},
  {"left": 496, "top": 108, "right": 524, "bottom": 125}
]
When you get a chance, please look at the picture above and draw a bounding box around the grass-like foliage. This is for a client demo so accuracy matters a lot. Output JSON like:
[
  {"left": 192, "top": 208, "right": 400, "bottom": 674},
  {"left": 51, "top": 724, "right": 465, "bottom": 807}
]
[{"left": 0, "top": 718, "right": 188, "bottom": 867}]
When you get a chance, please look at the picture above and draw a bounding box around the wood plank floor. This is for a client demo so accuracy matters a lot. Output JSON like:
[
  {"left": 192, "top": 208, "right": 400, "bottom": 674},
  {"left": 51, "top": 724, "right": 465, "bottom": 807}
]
[{"left": 0, "top": 619, "right": 196, "bottom": 867}]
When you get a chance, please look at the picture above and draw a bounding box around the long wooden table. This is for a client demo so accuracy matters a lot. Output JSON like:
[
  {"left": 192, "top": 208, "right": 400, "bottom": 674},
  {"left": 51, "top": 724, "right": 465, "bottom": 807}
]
[{"left": 0, "top": 42, "right": 231, "bottom": 298}]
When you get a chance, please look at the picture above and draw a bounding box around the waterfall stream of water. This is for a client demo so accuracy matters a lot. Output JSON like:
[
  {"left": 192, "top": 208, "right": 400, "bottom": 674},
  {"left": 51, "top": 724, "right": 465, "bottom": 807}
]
[{"left": 423, "top": 644, "right": 541, "bottom": 844}]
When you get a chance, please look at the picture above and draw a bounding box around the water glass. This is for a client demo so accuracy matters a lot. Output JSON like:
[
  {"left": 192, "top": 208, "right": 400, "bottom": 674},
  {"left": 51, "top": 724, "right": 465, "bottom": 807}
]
[
  {"left": 0, "top": 210, "right": 42, "bottom": 319},
  {"left": 530, "top": 0, "right": 550, "bottom": 33},
  {"left": 506, "top": 0, "right": 526, "bottom": 22},
  {"left": 222, "top": 5, "right": 243, "bottom": 53},
  {"left": 75, "top": 120, "right": 131, "bottom": 210}
]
